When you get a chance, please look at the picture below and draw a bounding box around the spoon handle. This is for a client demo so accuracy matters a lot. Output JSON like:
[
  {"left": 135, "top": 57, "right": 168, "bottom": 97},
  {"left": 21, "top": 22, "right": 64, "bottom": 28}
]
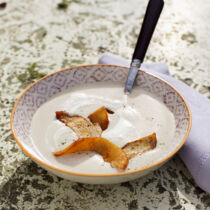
[
  {"left": 133, "top": 0, "right": 164, "bottom": 62},
  {"left": 124, "top": 0, "right": 164, "bottom": 93}
]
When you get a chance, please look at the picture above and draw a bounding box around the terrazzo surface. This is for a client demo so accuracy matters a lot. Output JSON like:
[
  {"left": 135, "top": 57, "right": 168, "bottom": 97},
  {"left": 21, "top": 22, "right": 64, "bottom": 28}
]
[{"left": 0, "top": 0, "right": 210, "bottom": 209}]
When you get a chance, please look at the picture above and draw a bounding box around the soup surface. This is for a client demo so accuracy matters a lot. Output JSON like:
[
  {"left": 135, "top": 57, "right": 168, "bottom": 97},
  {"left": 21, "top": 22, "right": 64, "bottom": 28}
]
[{"left": 31, "top": 82, "right": 175, "bottom": 174}]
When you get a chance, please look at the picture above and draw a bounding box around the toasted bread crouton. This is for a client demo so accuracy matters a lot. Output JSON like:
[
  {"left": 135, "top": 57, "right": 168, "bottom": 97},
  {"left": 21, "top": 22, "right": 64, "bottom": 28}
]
[
  {"left": 122, "top": 133, "right": 157, "bottom": 159},
  {"left": 56, "top": 111, "right": 102, "bottom": 138}
]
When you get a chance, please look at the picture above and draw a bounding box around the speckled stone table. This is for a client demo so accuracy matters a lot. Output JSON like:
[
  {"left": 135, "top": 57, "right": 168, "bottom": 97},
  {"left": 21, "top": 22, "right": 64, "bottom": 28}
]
[{"left": 0, "top": 0, "right": 210, "bottom": 209}]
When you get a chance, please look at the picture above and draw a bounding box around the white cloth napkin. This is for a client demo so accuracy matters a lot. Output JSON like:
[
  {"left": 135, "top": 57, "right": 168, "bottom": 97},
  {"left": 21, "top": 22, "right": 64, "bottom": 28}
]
[{"left": 98, "top": 53, "right": 210, "bottom": 193}]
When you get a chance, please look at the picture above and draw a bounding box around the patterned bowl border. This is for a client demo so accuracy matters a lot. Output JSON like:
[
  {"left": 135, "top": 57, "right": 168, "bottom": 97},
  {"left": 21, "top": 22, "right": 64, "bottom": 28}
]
[{"left": 11, "top": 64, "right": 192, "bottom": 177}]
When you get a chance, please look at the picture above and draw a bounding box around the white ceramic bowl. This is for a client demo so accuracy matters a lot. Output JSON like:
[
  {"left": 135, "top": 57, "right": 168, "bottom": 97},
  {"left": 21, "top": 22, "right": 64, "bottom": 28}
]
[{"left": 11, "top": 65, "right": 191, "bottom": 184}]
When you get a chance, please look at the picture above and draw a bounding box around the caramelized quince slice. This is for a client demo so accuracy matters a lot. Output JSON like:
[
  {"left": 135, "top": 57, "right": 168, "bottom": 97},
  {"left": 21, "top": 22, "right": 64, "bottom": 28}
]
[
  {"left": 53, "top": 137, "right": 128, "bottom": 170},
  {"left": 88, "top": 106, "right": 109, "bottom": 130},
  {"left": 122, "top": 133, "right": 157, "bottom": 159},
  {"left": 56, "top": 111, "right": 102, "bottom": 138}
]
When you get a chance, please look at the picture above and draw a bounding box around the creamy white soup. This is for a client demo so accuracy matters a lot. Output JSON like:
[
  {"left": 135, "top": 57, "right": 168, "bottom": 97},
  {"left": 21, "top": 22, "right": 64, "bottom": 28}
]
[{"left": 31, "top": 82, "right": 175, "bottom": 174}]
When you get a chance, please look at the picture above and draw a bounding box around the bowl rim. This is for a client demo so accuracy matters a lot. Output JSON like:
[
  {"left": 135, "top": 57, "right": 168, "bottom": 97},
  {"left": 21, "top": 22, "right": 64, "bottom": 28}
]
[{"left": 11, "top": 64, "right": 192, "bottom": 178}]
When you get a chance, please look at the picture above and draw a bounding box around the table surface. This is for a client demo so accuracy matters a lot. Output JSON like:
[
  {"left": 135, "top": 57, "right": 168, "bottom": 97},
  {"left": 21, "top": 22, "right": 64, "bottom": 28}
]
[{"left": 0, "top": 0, "right": 210, "bottom": 209}]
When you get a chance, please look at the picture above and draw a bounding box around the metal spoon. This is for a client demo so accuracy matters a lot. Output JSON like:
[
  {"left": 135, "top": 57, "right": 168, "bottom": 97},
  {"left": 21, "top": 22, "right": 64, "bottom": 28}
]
[{"left": 124, "top": 0, "right": 164, "bottom": 93}]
